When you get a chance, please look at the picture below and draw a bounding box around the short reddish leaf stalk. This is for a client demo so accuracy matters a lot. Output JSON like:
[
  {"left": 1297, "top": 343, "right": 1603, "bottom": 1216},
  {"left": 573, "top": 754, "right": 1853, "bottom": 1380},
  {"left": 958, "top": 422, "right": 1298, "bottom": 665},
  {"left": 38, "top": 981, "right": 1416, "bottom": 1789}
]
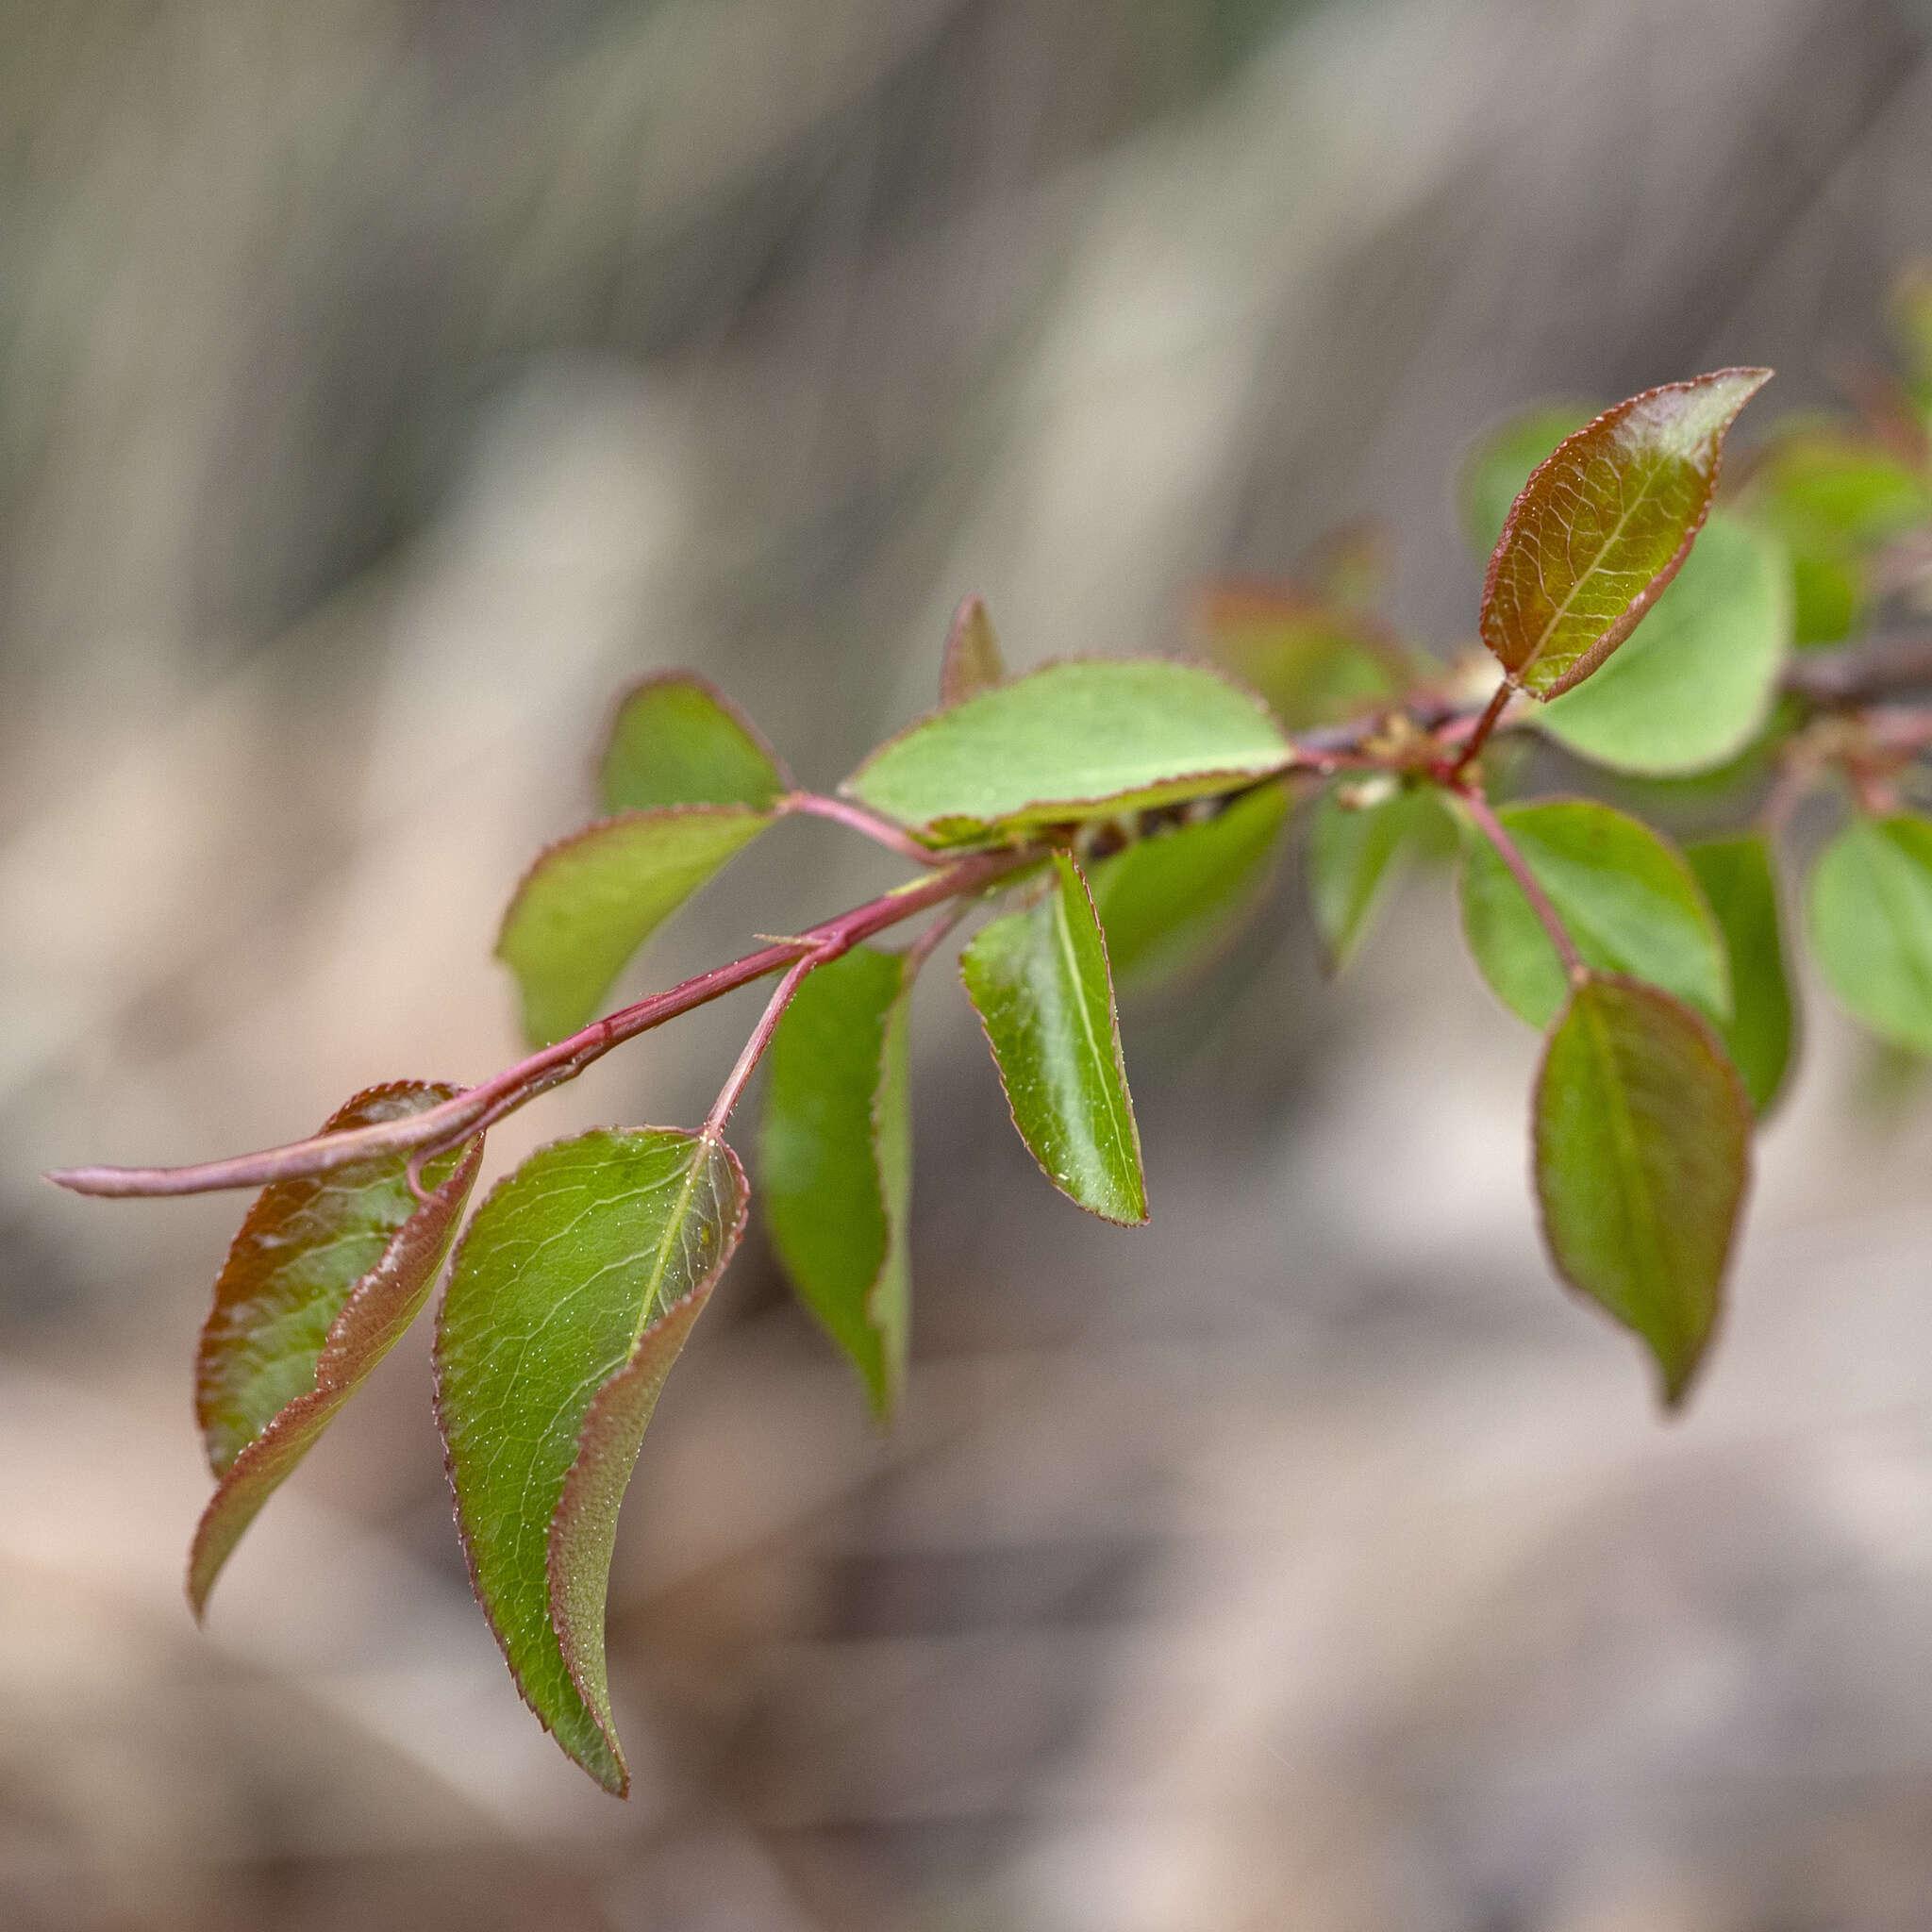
[{"left": 1455, "top": 782, "right": 1587, "bottom": 981}]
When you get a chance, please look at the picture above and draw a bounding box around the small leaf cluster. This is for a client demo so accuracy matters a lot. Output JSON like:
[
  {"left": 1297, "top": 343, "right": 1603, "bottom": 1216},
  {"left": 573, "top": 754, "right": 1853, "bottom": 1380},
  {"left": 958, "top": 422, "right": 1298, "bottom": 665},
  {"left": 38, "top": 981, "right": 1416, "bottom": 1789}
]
[{"left": 51, "top": 276, "right": 1932, "bottom": 1793}]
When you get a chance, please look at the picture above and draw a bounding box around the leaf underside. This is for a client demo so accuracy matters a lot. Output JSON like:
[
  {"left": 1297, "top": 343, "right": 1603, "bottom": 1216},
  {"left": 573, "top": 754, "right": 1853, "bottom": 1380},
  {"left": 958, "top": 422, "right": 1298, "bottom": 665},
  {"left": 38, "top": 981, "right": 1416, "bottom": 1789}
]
[
  {"left": 1087, "top": 782, "right": 1291, "bottom": 990},
  {"left": 1535, "top": 974, "right": 1751, "bottom": 1405},
  {"left": 190, "top": 1083, "right": 483, "bottom": 1615},
  {"left": 842, "top": 659, "right": 1290, "bottom": 847},
  {"left": 496, "top": 806, "right": 774, "bottom": 1047},
  {"left": 1807, "top": 813, "right": 1932, "bottom": 1055},
  {"left": 435, "top": 1127, "right": 747, "bottom": 1793},
  {"left": 1480, "top": 368, "right": 1772, "bottom": 698},
  {"left": 1458, "top": 798, "right": 1730, "bottom": 1030},
  {"left": 939, "top": 595, "right": 1007, "bottom": 707},
  {"left": 1687, "top": 835, "right": 1795, "bottom": 1114},
  {"left": 760, "top": 946, "right": 915, "bottom": 1418},
  {"left": 598, "top": 672, "right": 788, "bottom": 814},
  {"left": 961, "top": 852, "right": 1147, "bottom": 1224}
]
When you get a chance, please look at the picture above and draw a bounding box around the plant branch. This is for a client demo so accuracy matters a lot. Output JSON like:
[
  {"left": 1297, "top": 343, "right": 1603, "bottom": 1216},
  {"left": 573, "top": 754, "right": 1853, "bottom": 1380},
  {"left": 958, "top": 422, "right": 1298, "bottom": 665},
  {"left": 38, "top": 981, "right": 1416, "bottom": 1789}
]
[
  {"left": 1457, "top": 785, "right": 1585, "bottom": 979},
  {"left": 48, "top": 844, "right": 1037, "bottom": 1198}
]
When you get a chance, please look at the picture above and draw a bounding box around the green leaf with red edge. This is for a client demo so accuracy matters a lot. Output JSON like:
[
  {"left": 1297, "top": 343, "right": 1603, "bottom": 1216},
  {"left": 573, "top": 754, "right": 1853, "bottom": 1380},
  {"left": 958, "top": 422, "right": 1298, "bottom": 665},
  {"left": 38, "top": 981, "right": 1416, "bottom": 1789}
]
[
  {"left": 842, "top": 660, "right": 1290, "bottom": 848},
  {"left": 1195, "top": 585, "right": 1404, "bottom": 730},
  {"left": 598, "top": 673, "right": 788, "bottom": 814},
  {"left": 939, "top": 595, "right": 1007, "bottom": 707},
  {"left": 760, "top": 947, "right": 914, "bottom": 1418},
  {"left": 1457, "top": 799, "right": 1729, "bottom": 1030},
  {"left": 960, "top": 852, "right": 1146, "bottom": 1224},
  {"left": 1479, "top": 368, "right": 1772, "bottom": 698},
  {"left": 1534, "top": 974, "right": 1751, "bottom": 1406},
  {"left": 190, "top": 1083, "right": 483, "bottom": 1616},
  {"left": 1307, "top": 780, "right": 1451, "bottom": 974},
  {"left": 1687, "top": 835, "right": 1795, "bottom": 1115},
  {"left": 1735, "top": 426, "right": 1932, "bottom": 646},
  {"left": 1087, "top": 781, "right": 1291, "bottom": 991},
  {"left": 1807, "top": 812, "right": 1932, "bottom": 1056},
  {"left": 1458, "top": 400, "right": 1596, "bottom": 556},
  {"left": 497, "top": 806, "right": 774, "bottom": 1047},
  {"left": 434, "top": 1127, "right": 746, "bottom": 1794}
]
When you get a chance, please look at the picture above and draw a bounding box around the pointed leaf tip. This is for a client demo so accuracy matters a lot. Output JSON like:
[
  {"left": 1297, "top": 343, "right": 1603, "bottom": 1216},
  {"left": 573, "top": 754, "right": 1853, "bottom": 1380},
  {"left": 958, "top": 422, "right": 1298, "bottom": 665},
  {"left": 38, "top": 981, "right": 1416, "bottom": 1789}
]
[
  {"left": 1480, "top": 368, "right": 1772, "bottom": 698},
  {"left": 435, "top": 1127, "right": 746, "bottom": 1792},
  {"left": 189, "top": 1082, "right": 483, "bottom": 1616},
  {"left": 1535, "top": 975, "right": 1750, "bottom": 1406},
  {"left": 939, "top": 596, "right": 1007, "bottom": 707},
  {"left": 961, "top": 853, "right": 1146, "bottom": 1224},
  {"left": 598, "top": 672, "right": 788, "bottom": 815}
]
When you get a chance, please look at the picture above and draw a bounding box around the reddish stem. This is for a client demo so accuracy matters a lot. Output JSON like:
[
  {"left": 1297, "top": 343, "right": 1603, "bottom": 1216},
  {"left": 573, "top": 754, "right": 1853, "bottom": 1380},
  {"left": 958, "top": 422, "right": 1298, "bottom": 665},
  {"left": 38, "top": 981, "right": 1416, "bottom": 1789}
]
[
  {"left": 1457, "top": 786, "right": 1585, "bottom": 979},
  {"left": 1447, "top": 680, "right": 1513, "bottom": 781},
  {"left": 780, "top": 791, "right": 941, "bottom": 864},
  {"left": 702, "top": 952, "right": 819, "bottom": 1139}
]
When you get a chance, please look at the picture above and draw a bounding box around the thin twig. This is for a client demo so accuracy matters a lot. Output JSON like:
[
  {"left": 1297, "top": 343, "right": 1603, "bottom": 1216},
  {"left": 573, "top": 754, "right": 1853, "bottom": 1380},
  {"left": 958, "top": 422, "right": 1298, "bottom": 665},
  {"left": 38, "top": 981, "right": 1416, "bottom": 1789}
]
[
  {"left": 702, "top": 952, "right": 821, "bottom": 1139},
  {"left": 780, "top": 791, "right": 942, "bottom": 864}
]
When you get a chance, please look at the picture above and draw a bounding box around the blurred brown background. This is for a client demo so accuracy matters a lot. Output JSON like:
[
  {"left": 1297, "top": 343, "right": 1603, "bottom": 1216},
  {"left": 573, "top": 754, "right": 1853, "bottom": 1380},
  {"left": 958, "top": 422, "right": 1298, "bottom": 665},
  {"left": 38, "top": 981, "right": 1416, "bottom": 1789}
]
[{"left": 9, "top": 2, "right": 1932, "bottom": 1926}]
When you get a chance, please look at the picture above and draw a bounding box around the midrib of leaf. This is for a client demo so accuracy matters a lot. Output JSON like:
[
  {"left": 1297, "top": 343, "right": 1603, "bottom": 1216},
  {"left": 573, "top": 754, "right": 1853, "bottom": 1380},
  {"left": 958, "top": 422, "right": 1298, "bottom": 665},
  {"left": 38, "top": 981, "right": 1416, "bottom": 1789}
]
[
  {"left": 632, "top": 1139, "right": 709, "bottom": 1348},
  {"left": 1581, "top": 989, "right": 1670, "bottom": 1310},
  {"left": 1051, "top": 879, "right": 1132, "bottom": 1181},
  {"left": 1521, "top": 450, "right": 1674, "bottom": 677}
]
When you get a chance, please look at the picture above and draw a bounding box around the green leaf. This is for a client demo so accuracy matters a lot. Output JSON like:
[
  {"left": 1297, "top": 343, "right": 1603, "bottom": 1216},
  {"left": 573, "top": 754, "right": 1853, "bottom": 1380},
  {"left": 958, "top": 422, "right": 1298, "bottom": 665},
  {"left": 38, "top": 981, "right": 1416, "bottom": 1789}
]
[
  {"left": 1536, "top": 513, "right": 1790, "bottom": 775},
  {"left": 939, "top": 595, "right": 1007, "bottom": 706},
  {"left": 435, "top": 1127, "right": 746, "bottom": 1793},
  {"left": 1458, "top": 401, "right": 1596, "bottom": 556},
  {"left": 1480, "top": 368, "right": 1772, "bottom": 697},
  {"left": 1307, "top": 781, "right": 1449, "bottom": 974},
  {"left": 598, "top": 674, "right": 788, "bottom": 813},
  {"left": 190, "top": 1084, "right": 483, "bottom": 1616},
  {"left": 1807, "top": 813, "right": 1932, "bottom": 1055},
  {"left": 1195, "top": 587, "right": 1402, "bottom": 730},
  {"left": 497, "top": 807, "right": 774, "bottom": 1047},
  {"left": 959, "top": 852, "right": 1146, "bottom": 1224},
  {"left": 760, "top": 947, "right": 914, "bottom": 1419},
  {"left": 1736, "top": 427, "right": 1932, "bottom": 647},
  {"left": 1086, "top": 782, "right": 1291, "bottom": 990},
  {"left": 1686, "top": 836, "right": 1795, "bottom": 1115},
  {"left": 1458, "top": 799, "right": 1730, "bottom": 1029},
  {"left": 842, "top": 660, "right": 1290, "bottom": 847},
  {"left": 1535, "top": 975, "right": 1750, "bottom": 1405}
]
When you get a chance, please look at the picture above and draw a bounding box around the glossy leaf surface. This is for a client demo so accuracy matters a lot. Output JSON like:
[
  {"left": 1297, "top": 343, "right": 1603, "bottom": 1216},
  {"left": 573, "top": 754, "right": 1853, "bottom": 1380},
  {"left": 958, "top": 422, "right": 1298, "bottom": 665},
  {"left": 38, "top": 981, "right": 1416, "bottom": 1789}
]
[
  {"left": 1458, "top": 800, "right": 1729, "bottom": 1029},
  {"left": 960, "top": 853, "right": 1145, "bottom": 1224},
  {"left": 1087, "top": 782, "right": 1290, "bottom": 990},
  {"left": 1687, "top": 836, "right": 1794, "bottom": 1114},
  {"left": 498, "top": 807, "right": 774, "bottom": 1046},
  {"left": 760, "top": 947, "right": 913, "bottom": 1418},
  {"left": 1479, "top": 368, "right": 1771, "bottom": 697},
  {"left": 939, "top": 595, "right": 1007, "bottom": 706},
  {"left": 436, "top": 1128, "right": 746, "bottom": 1792},
  {"left": 598, "top": 673, "right": 787, "bottom": 814},
  {"left": 191, "top": 1084, "right": 482, "bottom": 1614},
  {"left": 1196, "top": 586, "right": 1402, "bottom": 730},
  {"left": 1537, "top": 513, "right": 1789, "bottom": 774},
  {"left": 1807, "top": 813, "right": 1932, "bottom": 1055},
  {"left": 843, "top": 660, "right": 1290, "bottom": 846},
  {"left": 1458, "top": 401, "right": 1594, "bottom": 555},
  {"left": 1535, "top": 974, "right": 1750, "bottom": 1405},
  {"left": 1307, "top": 782, "right": 1447, "bottom": 974}
]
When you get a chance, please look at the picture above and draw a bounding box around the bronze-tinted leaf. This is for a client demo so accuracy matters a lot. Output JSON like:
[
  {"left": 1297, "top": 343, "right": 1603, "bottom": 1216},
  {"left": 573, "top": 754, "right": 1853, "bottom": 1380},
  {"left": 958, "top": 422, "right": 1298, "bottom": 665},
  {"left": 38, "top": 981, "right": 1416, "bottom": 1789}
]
[
  {"left": 1480, "top": 369, "right": 1772, "bottom": 697},
  {"left": 939, "top": 595, "right": 1007, "bottom": 706}
]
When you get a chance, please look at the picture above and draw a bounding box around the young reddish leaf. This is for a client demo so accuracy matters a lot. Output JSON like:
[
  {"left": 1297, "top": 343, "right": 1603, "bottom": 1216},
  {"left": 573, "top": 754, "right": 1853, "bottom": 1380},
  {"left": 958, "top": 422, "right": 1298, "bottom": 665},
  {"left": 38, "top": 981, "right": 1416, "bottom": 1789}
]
[
  {"left": 1807, "top": 813, "right": 1932, "bottom": 1056},
  {"left": 960, "top": 853, "right": 1146, "bottom": 1224},
  {"left": 1087, "top": 782, "right": 1291, "bottom": 990},
  {"left": 1536, "top": 514, "right": 1790, "bottom": 775},
  {"left": 1307, "top": 781, "right": 1449, "bottom": 974},
  {"left": 1195, "top": 585, "right": 1403, "bottom": 731},
  {"left": 760, "top": 947, "right": 914, "bottom": 1418},
  {"left": 1535, "top": 974, "right": 1751, "bottom": 1406},
  {"left": 939, "top": 595, "right": 1007, "bottom": 707},
  {"left": 497, "top": 806, "right": 775, "bottom": 1047},
  {"left": 1687, "top": 836, "right": 1795, "bottom": 1116},
  {"left": 842, "top": 660, "right": 1290, "bottom": 847},
  {"left": 1458, "top": 799, "right": 1729, "bottom": 1030},
  {"left": 435, "top": 1127, "right": 746, "bottom": 1793},
  {"left": 598, "top": 673, "right": 789, "bottom": 815},
  {"left": 1480, "top": 368, "right": 1772, "bottom": 697},
  {"left": 1457, "top": 401, "right": 1596, "bottom": 557},
  {"left": 190, "top": 1083, "right": 483, "bottom": 1615}
]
